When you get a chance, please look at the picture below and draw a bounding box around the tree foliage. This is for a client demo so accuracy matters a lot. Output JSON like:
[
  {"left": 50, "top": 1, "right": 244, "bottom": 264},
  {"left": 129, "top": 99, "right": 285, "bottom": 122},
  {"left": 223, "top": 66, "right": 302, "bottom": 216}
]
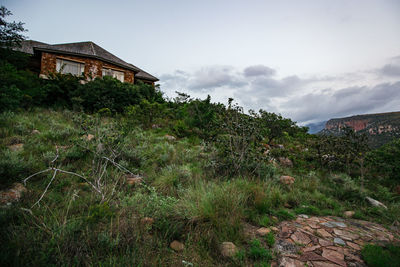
[{"left": 0, "top": 6, "right": 26, "bottom": 48}]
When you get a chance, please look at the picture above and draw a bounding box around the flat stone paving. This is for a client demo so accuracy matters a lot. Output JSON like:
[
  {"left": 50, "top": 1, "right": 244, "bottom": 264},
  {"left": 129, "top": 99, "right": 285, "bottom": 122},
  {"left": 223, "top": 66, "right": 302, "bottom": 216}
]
[{"left": 272, "top": 215, "right": 400, "bottom": 267}]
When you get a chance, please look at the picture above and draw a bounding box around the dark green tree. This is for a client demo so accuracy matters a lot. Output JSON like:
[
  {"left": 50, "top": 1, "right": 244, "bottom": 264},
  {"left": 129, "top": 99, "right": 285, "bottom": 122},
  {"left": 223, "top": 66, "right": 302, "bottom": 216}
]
[{"left": 0, "top": 6, "right": 26, "bottom": 48}]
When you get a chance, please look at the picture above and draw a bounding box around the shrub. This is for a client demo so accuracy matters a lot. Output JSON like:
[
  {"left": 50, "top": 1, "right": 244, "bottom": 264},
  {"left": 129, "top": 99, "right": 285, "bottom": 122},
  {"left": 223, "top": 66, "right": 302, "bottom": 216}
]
[
  {"left": 0, "top": 150, "right": 33, "bottom": 188},
  {"left": 248, "top": 239, "right": 272, "bottom": 260},
  {"left": 361, "top": 244, "right": 400, "bottom": 267}
]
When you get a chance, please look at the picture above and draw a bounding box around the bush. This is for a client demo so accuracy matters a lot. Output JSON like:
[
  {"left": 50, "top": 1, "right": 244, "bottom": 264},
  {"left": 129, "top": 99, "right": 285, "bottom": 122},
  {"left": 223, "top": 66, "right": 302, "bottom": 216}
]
[
  {"left": 0, "top": 150, "right": 33, "bottom": 188},
  {"left": 248, "top": 239, "right": 272, "bottom": 261},
  {"left": 361, "top": 244, "right": 400, "bottom": 267}
]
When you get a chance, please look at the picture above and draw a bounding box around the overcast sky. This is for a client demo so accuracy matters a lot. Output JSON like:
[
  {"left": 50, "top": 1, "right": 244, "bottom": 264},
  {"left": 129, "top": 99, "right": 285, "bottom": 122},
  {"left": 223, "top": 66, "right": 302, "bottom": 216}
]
[{"left": 4, "top": 0, "right": 400, "bottom": 124}]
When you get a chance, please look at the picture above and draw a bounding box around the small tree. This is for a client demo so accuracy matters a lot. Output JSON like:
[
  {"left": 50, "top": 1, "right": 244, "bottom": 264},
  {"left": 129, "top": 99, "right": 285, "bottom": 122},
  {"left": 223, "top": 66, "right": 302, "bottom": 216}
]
[{"left": 0, "top": 6, "right": 26, "bottom": 49}]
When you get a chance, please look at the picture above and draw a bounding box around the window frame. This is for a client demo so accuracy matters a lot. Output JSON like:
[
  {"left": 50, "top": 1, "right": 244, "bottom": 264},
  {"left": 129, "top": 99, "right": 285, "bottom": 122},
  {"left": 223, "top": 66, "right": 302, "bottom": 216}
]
[
  {"left": 102, "top": 68, "right": 125, "bottom": 82},
  {"left": 56, "top": 58, "right": 85, "bottom": 76}
]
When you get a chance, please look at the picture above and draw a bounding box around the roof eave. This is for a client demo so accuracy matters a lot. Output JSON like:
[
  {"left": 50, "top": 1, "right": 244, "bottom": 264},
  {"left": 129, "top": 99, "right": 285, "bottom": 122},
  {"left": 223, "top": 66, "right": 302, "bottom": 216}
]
[{"left": 34, "top": 47, "right": 140, "bottom": 73}]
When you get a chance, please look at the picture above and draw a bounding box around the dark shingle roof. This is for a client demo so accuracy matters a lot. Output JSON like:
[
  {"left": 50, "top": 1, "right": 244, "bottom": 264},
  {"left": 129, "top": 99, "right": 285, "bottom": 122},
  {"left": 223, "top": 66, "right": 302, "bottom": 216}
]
[
  {"left": 35, "top": 41, "right": 140, "bottom": 72},
  {"left": 129, "top": 64, "right": 159, "bottom": 82},
  {"left": 14, "top": 40, "right": 48, "bottom": 54},
  {"left": 15, "top": 40, "right": 158, "bottom": 81}
]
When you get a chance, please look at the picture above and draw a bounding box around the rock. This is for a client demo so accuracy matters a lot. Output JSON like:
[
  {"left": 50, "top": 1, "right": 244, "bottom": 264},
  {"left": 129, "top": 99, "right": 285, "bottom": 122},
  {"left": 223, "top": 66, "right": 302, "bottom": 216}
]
[
  {"left": 0, "top": 183, "right": 27, "bottom": 205},
  {"left": 290, "top": 231, "right": 311, "bottom": 245},
  {"left": 322, "top": 248, "right": 346, "bottom": 266},
  {"left": 321, "top": 222, "right": 347, "bottom": 228},
  {"left": 279, "top": 257, "right": 304, "bottom": 267},
  {"left": 31, "top": 129, "right": 40, "bottom": 135},
  {"left": 317, "top": 229, "right": 332, "bottom": 238},
  {"left": 278, "top": 157, "right": 293, "bottom": 167},
  {"left": 319, "top": 238, "right": 334, "bottom": 246},
  {"left": 365, "top": 196, "right": 388, "bottom": 209},
  {"left": 164, "top": 134, "right": 176, "bottom": 141},
  {"left": 280, "top": 175, "right": 295, "bottom": 186},
  {"left": 126, "top": 176, "right": 143, "bottom": 186},
  {"left": 298, "top": 214, "right": 309, "bottom": 219},
  {"left": 141, "top": 217, "right": 154, "bottom": 226},
  {"left": 313, "top": 261, "right": 342, "bottom": 267},
  {"left": 271, "top": 226, "right": 279, "bottom": 232},
  {"left": 256, "top": 227, "right": 271, "bottom": 236},
  {"left": 346, "top": 241, "right": 360, "bottom": 250},
  {"left": 303, "top": 244, "right": 321, "bottom": 252},
  {"left": 170, "top": 240, "right": 184, "bottom": 252},
  {"left": 298, "top": 252, "right": 326, "bottom": 261},
  {"left": 344, "top": 211, "right": 355, "bottom": 218},
  {"left": 334, "top": 238, "right": 346, "bottom": 246},
  {"left": 274, "top": 239, "right": 299, "bottom": 255},
  {"left": 83, "top": 134, "right": 95, "bottom": 141},
  {"left": 220, "top": 242, "right": 238, "bottom": 258},
  {"left": 8, "top": 143, "right": 23, "bottom": 151}
]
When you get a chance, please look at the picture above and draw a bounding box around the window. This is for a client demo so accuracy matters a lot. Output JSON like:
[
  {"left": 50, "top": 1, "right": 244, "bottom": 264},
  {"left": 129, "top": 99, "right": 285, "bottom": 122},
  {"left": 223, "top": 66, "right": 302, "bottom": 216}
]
[
  {"left": 56, "top": 59, "right": 85, "bottom": 76},
  {"left": 102, "top": 68, "right": 124, "bottom": 82}
]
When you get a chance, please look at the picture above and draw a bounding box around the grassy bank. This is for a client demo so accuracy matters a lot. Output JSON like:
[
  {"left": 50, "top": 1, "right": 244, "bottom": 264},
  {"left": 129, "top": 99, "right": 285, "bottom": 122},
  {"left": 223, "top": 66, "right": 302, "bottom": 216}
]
[{"left": 1, "top": 109, "right": 399, "bottom": 266}]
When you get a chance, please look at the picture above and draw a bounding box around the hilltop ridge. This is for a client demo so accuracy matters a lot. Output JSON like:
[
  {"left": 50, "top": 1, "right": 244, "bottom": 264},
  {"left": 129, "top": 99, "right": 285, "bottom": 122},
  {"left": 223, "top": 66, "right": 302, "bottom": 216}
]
[{"left": 320, "top": 111, "right": 400, "bottom": 147}]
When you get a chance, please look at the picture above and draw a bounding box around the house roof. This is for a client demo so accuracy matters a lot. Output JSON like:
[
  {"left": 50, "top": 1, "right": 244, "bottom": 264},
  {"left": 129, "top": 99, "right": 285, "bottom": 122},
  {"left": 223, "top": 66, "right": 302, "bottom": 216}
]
[
  {"left": 16, "top": 40, "right": 159, "bottom": 81},
  {"left": 129, "top": 64, "right": 159, "bottom": 82}
]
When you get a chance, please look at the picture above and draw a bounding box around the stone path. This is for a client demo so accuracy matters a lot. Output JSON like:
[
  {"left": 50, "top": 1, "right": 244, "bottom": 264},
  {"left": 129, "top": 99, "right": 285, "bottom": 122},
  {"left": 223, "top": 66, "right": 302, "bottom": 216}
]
[{"left": 272, "top": 215, "right": 399, "bottom": 267}]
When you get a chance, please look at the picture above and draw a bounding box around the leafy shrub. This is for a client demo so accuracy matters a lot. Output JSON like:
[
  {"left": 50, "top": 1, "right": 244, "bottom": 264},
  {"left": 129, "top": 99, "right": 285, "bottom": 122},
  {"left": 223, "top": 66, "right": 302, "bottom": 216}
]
[
  {"left": 0, "top": 150, "right": 33, "bottom": 188},
  {"left": 361, "top": 244, "right": 400, "bottom": 267},
  {"left": 87, "top": 202, "right": 114, "bottom": 224},
  {"left": 265, "top": 232, "right": 275, "bottom": 247},
  {"left": 248, "top": 239, "right": 272, "bottom": 260},
  {"left": 121, "top": 186, "right": 181, "bottom": 240}
]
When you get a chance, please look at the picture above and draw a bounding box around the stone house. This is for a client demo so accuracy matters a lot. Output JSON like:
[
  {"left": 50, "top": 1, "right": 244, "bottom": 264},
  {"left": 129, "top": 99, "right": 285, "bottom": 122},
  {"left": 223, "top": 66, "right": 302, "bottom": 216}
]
[{"left": 15, "top": 40, "right": 158, "bottom": 85}]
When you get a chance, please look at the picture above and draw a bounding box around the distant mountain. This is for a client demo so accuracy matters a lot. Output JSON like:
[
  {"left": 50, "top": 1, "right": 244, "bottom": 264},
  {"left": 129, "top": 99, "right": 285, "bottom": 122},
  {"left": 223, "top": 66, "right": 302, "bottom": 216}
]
[
  {"left": 320, "top": 111, "right": 400, "bottom": 148},
  {"left": 306, "top": 121, "right": 327, "bottom": 134}
]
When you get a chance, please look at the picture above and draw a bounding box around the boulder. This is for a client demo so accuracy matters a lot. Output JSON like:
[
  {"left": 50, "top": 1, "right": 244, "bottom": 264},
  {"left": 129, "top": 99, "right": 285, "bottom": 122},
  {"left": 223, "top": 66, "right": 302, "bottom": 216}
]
[
  {"left": 126, "top": 176, "right": 143, "bottom": 186},
  {"left": 164, "top": 134, "right": 176, "bottom": 141},
  {"left": 31, "top": 129, "right": 40, "bottom": 135},
  {"left": 343, "top": 211, "right": 355, "bottom": 218},
  {"left": 83, "top": 134, "right": 95, "bottom": 141},
  {"left": 365, "top": 197, "right": 387, "bottom": 209},
  {"left": 0, "top": 183, "right": 27, "bottom": 205},
  {"left": 256, "top": 227, "right": 271, "bottom": 236},
  {"left": 8, "top": 143, "right": 23, "bottom": 151},
  {"left": 170, "top": 240, "right": 184, "bottom": 252},
  {"left": 278, "top": 157, "right": 293, "bottom": 167},
  {"left": 280, "top": 176, "right": 295, "bottom": 186},
  {"left": 220, "top": 242, "right": 238, "bottom": 258}
]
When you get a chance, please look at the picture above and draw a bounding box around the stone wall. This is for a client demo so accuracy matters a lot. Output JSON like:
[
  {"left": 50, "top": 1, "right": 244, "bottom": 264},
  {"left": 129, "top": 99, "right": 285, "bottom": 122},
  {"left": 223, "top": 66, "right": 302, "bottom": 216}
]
[{"left": 40, "top": 52, "right": 135, "bottom": 83}]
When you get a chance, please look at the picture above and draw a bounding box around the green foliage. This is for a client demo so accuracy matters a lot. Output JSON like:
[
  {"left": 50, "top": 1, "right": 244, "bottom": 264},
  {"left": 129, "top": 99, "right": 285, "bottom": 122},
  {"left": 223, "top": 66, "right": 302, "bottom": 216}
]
[
  {"left": 367, "top": 138, "right": 400, "bottom": 186},
  {"left": 87, "top": 202, "right": 114, "bottom": 224},
  {"left": 265, "top": 232, "right": 275, "bottom": 247},
  {"left": 248, "top": 239, "right": 272, "bottom": 261},
  {"left": 0, "top": 6, "right": 26, "bottom": 49},
  {"left": 361, "top": 244, "right": 400, "bottom": 267},
  {"left": 0, "top": 149, "right": 33, "bottom": 188}
]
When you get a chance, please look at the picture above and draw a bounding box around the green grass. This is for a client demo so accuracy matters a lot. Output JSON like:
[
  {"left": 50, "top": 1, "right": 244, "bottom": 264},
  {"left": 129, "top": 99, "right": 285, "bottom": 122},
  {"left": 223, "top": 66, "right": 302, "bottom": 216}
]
[{"left": 0, "top": 108, "right": 399, "bottom": 266}]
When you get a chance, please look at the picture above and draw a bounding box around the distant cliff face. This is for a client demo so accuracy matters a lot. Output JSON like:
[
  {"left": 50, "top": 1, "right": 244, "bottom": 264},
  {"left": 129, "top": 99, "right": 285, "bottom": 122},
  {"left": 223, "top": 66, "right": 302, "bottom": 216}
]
[{"left": 321, "top": 111, "right": 400, "bottom": 148}]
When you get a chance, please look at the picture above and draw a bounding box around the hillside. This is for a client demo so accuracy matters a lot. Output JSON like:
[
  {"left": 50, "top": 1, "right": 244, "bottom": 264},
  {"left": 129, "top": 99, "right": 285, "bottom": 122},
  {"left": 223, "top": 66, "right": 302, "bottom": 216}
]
[
  {"left": 320, "top": 111, "right": 400, "bottom": 147},
  {"left": 1, "top": 109, "right": 400, "bottom": 266}
]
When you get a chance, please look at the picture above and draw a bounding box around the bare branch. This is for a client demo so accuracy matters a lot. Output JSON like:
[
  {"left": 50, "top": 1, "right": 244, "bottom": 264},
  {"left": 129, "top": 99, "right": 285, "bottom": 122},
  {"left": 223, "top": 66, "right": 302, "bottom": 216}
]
[
  {"left": 23, "top": 168, "right": 52, "bottom": 185},
  {"left": 31, "top": 169, "right": 58, "bottom": 208}
]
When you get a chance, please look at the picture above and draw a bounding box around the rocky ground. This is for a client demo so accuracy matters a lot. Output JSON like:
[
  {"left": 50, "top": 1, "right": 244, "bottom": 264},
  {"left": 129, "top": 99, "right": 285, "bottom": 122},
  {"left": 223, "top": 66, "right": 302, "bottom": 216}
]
[{"left": 270, "top": 215, "right": 399, "bottom": 267}]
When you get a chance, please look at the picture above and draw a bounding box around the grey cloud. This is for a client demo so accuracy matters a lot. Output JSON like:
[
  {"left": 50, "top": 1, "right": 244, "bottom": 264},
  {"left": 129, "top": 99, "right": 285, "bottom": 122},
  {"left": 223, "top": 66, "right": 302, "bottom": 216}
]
[
  {"left": 282, "top": 81, "right": 400, "bottom": 123},
  {"left": 244, "top": 65, "right": 276, "bottom": 77},
  {"left": 380, "top": 64, "right": 400, "bottom": 77},
  {"left": 189, "top": 66, "right": 246, "bottom": 91},
  {"left": 159, "top": 64, "right": 400, "bottom": 125}
]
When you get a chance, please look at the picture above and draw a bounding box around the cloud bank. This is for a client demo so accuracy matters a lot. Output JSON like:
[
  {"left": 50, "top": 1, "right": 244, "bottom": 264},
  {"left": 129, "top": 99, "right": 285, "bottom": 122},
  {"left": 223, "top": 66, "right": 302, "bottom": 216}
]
[{"left": 159, "top": 59, "right": 400, "bottom": 125}]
